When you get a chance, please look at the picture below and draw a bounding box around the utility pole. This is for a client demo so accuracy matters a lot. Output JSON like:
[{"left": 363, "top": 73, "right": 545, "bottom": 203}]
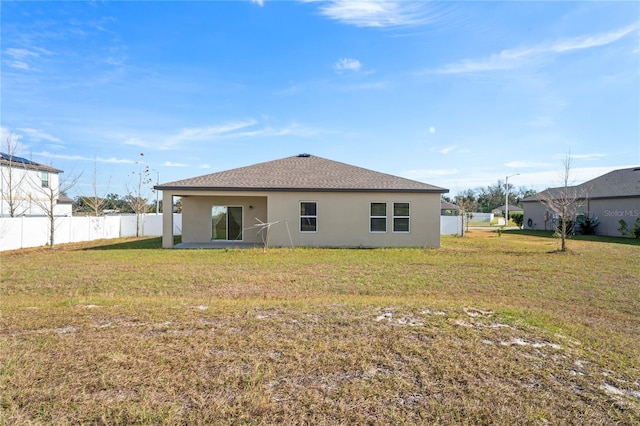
[
  {"left": 152, "top": 169, "right": 160, "bottom": 214},
  {"left": 505, "top": 173, "right": 519, "bottom": 226}
]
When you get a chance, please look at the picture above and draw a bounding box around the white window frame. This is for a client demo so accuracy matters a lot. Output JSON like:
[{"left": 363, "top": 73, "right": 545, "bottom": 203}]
[
  {"left": 369, "top": 202, "right": 387, "bottom": 233},
  {"left": 392, "top": 202, "right": 410, "bottom": 233},
  {"left": 299, "top": 201, "right": 318, "bottom": 233},
  {"left": 41, "top": 171, "right": 50, "bottom": 188}
]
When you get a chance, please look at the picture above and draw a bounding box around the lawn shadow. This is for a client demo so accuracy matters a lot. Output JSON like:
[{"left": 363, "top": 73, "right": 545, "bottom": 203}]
[
  {"left": 505, "top": 230, "right": 640, "bottom": 246},
  {"left": 82, "top": 236, "right": 180, "bottom": 250}
]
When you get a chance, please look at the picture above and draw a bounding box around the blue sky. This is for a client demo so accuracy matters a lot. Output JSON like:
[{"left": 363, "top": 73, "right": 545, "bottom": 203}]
[{"left": 2, "top": 0, "right": 639, "bottom": 199}]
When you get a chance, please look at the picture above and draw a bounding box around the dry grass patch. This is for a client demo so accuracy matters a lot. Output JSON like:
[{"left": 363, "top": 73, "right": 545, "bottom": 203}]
[{"left": 1, "top": 233, "right": 639, "bottom": 424}]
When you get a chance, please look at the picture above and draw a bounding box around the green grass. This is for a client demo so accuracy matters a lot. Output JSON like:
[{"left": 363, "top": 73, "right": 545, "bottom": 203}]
[{"left": 1, "top": 232, "right": 639, "bottom": 424}]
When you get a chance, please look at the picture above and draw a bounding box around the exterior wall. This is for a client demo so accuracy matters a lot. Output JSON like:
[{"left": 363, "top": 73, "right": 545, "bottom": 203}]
[
  {"left": 180, "top": 194, "right": 268, "bottom": 244},
  {"left": 584, "top": 197, "right": 640, "bottom": 236},
  {"left": 167, "top": 190, "right": 442, "bottom": 248},
  {"left": 266, "top": 191, "right": 441, "bottom": 248},
  {"left": 522, "top": 201, "right": 551, "bottom": 231},
  {"left": 0, "top": 165, "right": 62, "bottom": 216},
  {"left": 523, "top": 197, "right": 640, "bottom": 236}
]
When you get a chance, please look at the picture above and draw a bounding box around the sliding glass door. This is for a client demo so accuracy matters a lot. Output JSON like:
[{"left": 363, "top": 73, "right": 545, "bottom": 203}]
[{"left": 211, "top": 206, "right": 243, "bottom": 241}]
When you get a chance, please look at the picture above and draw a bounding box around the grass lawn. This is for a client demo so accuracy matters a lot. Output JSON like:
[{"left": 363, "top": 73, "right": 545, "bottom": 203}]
[{"left": 1, "top": 231, "right": 639, "bottom": 424}]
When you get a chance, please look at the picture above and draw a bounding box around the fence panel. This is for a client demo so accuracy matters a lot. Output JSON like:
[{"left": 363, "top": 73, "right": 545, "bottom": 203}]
[{"left": 441, "top": 215, "right": 462, "bottom": 235}]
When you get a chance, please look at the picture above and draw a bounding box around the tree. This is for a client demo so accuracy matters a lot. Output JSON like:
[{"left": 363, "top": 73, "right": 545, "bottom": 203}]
[
  {"left": 539, "top": 155, "right": 583, "bottom": 252},
  {"left": 476, "top": 181, "right": 506, "bottom": 213},
  {"left": 82, "top": 158, "right": 110, "bottom": 216},
  {"left": 510, "top": 212, "right": 524, "bottom": 229},
  {"left": 455, "top": 189, "right": 477, "bottom": 236},
  {"left": 0, "top": 133, "right": 29, "bottom": 217},
  {"left": 126, "top": 153, "right": 153, "bottom": 236},
  {"left": 30, "top": 168, "right": 81, "bottom": 248}
]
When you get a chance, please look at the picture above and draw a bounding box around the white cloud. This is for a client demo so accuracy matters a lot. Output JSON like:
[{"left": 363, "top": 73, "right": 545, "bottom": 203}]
[
  {"left": 18, "top": 128, "right": 62, "bottom": 143},
  {"left": 34, "top": 152, "right": 134, "bottom": 164},
  {"left": 173, "top": 119, "right": 258, "bottom": 143},
  {"left": 429, "top": 126, "right": 436, "bottom": 134},
  {"left": 438, "top": 144, "right": 457, "bottom": 154},
  {"left": 4, "top": 47, "right": 51, "bottom": 71},
  {"left": 434, "top": 22, "right": 639, "bottom": 74},
  {"left": 403, "top": 168, "right": 458, "bottom": 180},
  {"left": 251, "top": 0, "right": 264, "bottom": 6},
  {"left": 318, "top": 0, "right": 433, "bottom": 28},
  {"left": 504, "top": 160, "right": 553, "bottom": 169},
  {"left": 163, "top": 161, "right": 188, "bottom": 167},
  {"left": 123, "top": 119, "right": 319, "bottom": 151},
  {"left": 527, "top": 116, "right": 554, "bottom": 127},
  {"left": 6, "top": 48, "right": 36, "bottom": 59},
  {"left": 333, "top": 57, "right": 362, "bottom": 72},
  {"left": 554, "top": 153, "right": 607, "bottom": 161}
]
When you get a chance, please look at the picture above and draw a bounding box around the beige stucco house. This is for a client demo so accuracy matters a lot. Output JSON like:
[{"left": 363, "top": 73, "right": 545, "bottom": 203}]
[
  {"left": 522, "top": 167, "right": 640, "bottom": 236},
  {"left": 155, "top": 154, "right": 448, "bottom": 248}
]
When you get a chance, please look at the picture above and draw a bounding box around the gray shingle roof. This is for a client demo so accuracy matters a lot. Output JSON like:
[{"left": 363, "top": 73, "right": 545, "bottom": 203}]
[
  {"left": 156, "top": 155, "right": 448, "bottom": 193},
  {"left": 522, "top": 167, "right": 640, "bottom": 202}
]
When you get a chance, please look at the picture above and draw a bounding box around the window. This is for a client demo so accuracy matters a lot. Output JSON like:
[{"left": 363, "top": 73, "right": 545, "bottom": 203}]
[
  {"left": 393, "top": 202, "right": 410, "bottom": 233},
  {"left": 300, "top": 202, "right": 317, "bottom": 232},
  {"left": 370, "top": 202, "right": 387, "bottom": 232},
  {"left": 41, "top": 171, "right": 49, "bottom": 188}
]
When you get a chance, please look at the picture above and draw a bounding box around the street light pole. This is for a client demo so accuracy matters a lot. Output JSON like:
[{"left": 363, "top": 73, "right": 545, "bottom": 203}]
[
  {"left": 505, "top": 173, "right": 519, "bottom": 226},
  {"left": 151, "top": 169, "right": 160, "bottom": 214}
]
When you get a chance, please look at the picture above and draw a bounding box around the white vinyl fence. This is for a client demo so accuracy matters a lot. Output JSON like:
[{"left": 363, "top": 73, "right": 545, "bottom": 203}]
[
  {"left": 2, "top": 214, "right": 459, "bottom": 251},
  {"left": 0, "top": 214, "right": 182, "bottom": 251},
  {"left": 441, "top": 215, "right": 463, "bottom": 236}
]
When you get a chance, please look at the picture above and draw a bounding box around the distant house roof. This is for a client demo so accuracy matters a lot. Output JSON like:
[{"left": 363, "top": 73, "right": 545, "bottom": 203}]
[
  {"left": 440, "top": 201, "right": 459, "bottom": 210},
  {"left": 0, "top": 152, "right": 63, "bottom": 174},
  {"left": 156, "top": 154, "right": 448, "bottom": 194},
  {"left": 492, "top": 204, "right": 523, "bottom": 212},
  {"left": 522, "top": 167, "right": 640, "bottom": 202}
]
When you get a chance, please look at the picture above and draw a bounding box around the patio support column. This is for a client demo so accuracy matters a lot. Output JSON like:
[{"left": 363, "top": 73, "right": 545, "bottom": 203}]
[{"left": 162, "top": 191, "right": 174, "bottom": 248}]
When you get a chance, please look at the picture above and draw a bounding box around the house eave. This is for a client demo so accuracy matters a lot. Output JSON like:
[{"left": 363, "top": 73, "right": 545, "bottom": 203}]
[{"left": 155, "top": 185, "right": 449, "bottom": 194}]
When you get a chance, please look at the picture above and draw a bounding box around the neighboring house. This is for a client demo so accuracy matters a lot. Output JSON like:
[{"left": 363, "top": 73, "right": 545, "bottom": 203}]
[
  {"left": 0, "top": 152, "right": 70, "bottom": 217},
  {"left": 491, "top": 204, "right": 523, "bottom": 217},
  {"left": 155, "top": 154, "right": 448, "bottom": 248},
  {"left": 522, "top": 167, "right": 640, "bottom": 236},
  {"left": 440, "top": 200, "right": 459, "bottom": 216}
]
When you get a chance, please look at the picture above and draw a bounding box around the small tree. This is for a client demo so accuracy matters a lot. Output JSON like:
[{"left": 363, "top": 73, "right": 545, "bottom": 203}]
[
  {"left": 618, "top": 219, "right": 629, "bottom": 237},
  {"left": 576, "top": 215, "right": 599, "bottom": 235},
  {"left": 510, "top": 212, "right": 524, "bottom": 229},
  {"left": 82, "top": 158, "right": 110, "bottom": 216},
  {"left": 30, "top": 169, "right": 81, "bottom": 248},
  {"left": 126, "top": 153, "right": 152, "bottom": 237},
  {"left": 632, "top": 218, "right": 640, "bottom": 239},
  {"left": 455, "top": 189, "right": 477, "bottom": 236},
  {"left": 539, "top": 155, "right": 583, "bottom": 252},
  {"left": 0, "top": 133, "right": 29, "bottom": 217}
]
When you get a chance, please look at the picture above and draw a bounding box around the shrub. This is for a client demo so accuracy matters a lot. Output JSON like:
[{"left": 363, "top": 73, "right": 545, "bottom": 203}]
[
  {"left": 510, "top": 212, "right": 524, "bottom": 229},
  {"left": 557, "top": 217, "right": 575, "bottom": 236},
  {"left": 618, "top": 219, "right": 629, "bottom": 237},
  {"left": 576, "top": 215, "right": 599, "bottom": 235},
  {"left": 632, "top": 218, "right": 640, "bottom": 239}
]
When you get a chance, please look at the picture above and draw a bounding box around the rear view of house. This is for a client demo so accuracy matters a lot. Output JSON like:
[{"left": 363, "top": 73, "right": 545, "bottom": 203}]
[
  {"left": 522, "top": 167, "right": 640, "bottom": 236},
  {"left": 155, "top": 154, "right": 448, "bottom": 248}
]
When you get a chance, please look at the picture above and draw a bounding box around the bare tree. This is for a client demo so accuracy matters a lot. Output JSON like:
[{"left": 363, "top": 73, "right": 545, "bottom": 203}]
[
  {"left": 30, "top": 169, "right": 81, "bottom": 248},
  {"left": 539, "top": 155, "right": 583, "bottom": 252},
  {"left": 454, "top": 189, "right": 477, "bottom": 236},
  {"left": 82, "top": 158, "right": 110, "bottom": 216},
  {"left": 0, "top": 133, "right": 29, "bottom": 217},
  {"left": 126, "top": 153, "right": 152, "bottom": 237}
]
